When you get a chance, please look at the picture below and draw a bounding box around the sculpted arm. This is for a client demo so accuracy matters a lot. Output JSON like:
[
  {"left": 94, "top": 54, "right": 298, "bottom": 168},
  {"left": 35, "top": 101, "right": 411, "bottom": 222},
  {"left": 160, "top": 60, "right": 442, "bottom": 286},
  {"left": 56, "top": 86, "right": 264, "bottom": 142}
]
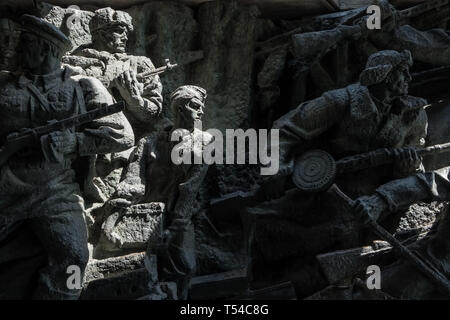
[
  {"left": 171, "top": 163, "right": 210, "bottom": 222},
  {"left": 171, "top": 134, "right": 214, "bottom": 221},
  {"left": 117, "top": 57, "right": 163, "bottom": 123},
  {"left": 355, "top": 168, "right": 450, "bottom": 222},
  {"left": 138, "top": 57, "right": 163, "bottom": 118},
  {"left": 113, "top": 137, "right": 149, "bottom": 203},
  {"left": 271, "top": 88, "right": 350, "bottom": 176},
  {"left": 76, "top": 76, "right": 135, "bottom": 156},
  {"left": 366, "top": 0, "right": 450, "bottom": 66}
]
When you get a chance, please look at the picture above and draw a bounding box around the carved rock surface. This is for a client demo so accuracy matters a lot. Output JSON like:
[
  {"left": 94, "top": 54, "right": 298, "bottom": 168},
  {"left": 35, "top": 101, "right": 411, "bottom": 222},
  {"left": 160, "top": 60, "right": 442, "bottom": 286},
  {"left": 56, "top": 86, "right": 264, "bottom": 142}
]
[
  {"left": 99, "top": 202, "right": 165, "bottom": 252},
  {"left": 40, "top": 2, "right": 94, "bottom": 52},
  {"left": 84, "top": 252, "right": 150, "bottom": 282},
  {"left": 81, "top": 253, "right": 158, "bottom": 299},
  {"left": 190, "top": 0, "right": 259, "bottom": 131},
  {"left": 126, "top": 1, "right": 199, "bottom": 122},
  {"left": 81, "top": 267, "right": 152, "bottom": 300},
  {"left": 396, "top": 202, "right": 446, "bottom": 234}
]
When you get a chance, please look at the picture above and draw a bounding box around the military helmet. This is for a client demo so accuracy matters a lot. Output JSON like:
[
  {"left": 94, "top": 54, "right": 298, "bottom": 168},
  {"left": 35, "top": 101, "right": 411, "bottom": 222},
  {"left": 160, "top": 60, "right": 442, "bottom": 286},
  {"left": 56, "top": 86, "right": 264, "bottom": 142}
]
[
  {"left": 20, "top": 14, "right": 72, "bottom": 53},
  {"left": 170, "top": 85, "right": 207, "bottom": 104},
  {"left": 89, "top": 7, "right": 134, "bottom": 33},
  {"left": 360, "top": 50, "right": 413, "bottom": 86},
  {"left": 170, "top": 85, "right": 207, "bottom": 114}
]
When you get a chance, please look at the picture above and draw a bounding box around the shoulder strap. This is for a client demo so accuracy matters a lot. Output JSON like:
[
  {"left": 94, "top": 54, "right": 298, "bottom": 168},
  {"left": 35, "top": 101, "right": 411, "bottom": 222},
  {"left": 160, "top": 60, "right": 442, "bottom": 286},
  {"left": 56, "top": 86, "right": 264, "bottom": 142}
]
[
  {"left": 74, "top": 81, "right": 87, "bottom": 114},
  {"left": 25, "top": 83, "right": 51, "bottom": 113}
]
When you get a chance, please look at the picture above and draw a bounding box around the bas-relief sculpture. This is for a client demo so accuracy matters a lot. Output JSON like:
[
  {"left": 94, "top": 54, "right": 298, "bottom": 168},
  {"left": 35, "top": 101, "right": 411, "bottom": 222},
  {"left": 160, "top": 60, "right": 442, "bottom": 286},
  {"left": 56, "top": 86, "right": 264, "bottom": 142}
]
[
  {"left": 0, "top": 14, "right": 134, "bottom": 299},
  {"left": 103, "top": 85, "right": 212, "bottom": 299},
  {"left": 0, "top": 0, "right": 449, "bottom": 300},
  {"left": 242, "top": 49, "right": 429, "bottom": 294},
  {"left": 62, "top": 8, "right": 164, "bottom": 222},
  {"left": 255, "top": 0, "right": 450, "bottom": 128}
]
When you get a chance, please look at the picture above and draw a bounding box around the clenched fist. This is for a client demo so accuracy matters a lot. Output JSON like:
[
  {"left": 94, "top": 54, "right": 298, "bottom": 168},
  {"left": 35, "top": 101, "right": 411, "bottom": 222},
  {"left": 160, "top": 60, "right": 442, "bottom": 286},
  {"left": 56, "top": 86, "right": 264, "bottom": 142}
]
[
  {"left": 393, "top": 147, "right": 423, "bottom": 177},
  {"left": 114, "top": 69, "right": 144, "bottom": 106},
  {"left": 41, "top": 129, "right": 78, "bottom": 162}
]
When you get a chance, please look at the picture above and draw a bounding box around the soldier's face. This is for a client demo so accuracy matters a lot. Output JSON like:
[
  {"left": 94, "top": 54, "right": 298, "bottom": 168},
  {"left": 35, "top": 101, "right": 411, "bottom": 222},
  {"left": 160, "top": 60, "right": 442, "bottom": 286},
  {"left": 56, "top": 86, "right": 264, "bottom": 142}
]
[
  {"left": 101, "top": 25, "right": 128, "bottom": 53},
  {"left": 180, "top": 97, "right": 205, "bottom": 125},
  {"left": 19, "top": 32, "right": 46, "bottom": 72},
  {"left": 388, "top": 64, "right": 412, "bottom": 97}
]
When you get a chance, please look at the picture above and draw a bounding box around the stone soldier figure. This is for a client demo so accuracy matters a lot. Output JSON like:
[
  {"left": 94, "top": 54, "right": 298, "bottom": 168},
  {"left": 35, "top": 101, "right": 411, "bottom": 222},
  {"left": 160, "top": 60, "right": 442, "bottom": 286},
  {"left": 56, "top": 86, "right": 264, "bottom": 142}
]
[
  {"left": 65, "top": 7, "right": 163, "bottom": 139},
  {"left": 278, "top": 0, "right": 450, "bottom": 120},
  {"left": 63, "top": 7, "right": 164, "bottom": 207},
  {"left": 0, "top": 15, "right": 134, "bottom": 299},
  {"left": 353, "top": 167, "right": 450, "bottom": 298},
  {"left": 109, "top": 85, "right": 213, "bottom": 299},
  {"left": 264, "top": 49, "right": 427, "bottom": 198},
  {"left": 366, "top": 0, "right": 450, "bottom": 67},
  {"left": 246, "top": 50, "right": 429, "bottom": 294}
]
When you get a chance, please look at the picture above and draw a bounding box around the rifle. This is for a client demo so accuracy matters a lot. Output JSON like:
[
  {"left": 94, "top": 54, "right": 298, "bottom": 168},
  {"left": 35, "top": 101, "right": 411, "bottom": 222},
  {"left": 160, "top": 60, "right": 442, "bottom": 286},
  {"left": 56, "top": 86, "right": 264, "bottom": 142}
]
[
  {"left": 353, "top": 0, "right": 450, "bottom": 27},
  {"left": 396, "top": 0, "right": 450, "bottom": 26},
  {"left": 136, "top": 59, "right": 178, "bottom": 81},
  {"left": 316, "top": 231, "right": 433, "bottom": 285},
  {"left": 343, "top": 0, "right": 450, "bottom": 37},
  {"left": 293, "top": 142, "right": 450, "bottom": 192},
  {"left": 0, "top": 101, "right": 126, "bottom": 167},
  {"left": 329, "top": 184, "right": 450, "bottom": 297},
  {"left": 209, "top": 142, "right": 450, "bottom": 217},
  {"left": 411, "top": 66, "right": 450, "bottom": 88}
]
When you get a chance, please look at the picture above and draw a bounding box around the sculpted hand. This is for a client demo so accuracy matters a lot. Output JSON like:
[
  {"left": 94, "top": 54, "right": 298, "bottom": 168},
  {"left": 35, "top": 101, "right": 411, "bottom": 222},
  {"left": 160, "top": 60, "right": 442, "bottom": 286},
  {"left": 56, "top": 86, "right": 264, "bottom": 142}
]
[
  {"left": 40, "top": 129, "right": 77, "bottom": 163},
  {"left": 48, "top": 129, "right": 77, "bottom": 155},
  {"left": 393, "top": 147, "right": 422, "bottom": 176},
  {"left": 115, "top": 70, "right": 144, "bottom": 105}
]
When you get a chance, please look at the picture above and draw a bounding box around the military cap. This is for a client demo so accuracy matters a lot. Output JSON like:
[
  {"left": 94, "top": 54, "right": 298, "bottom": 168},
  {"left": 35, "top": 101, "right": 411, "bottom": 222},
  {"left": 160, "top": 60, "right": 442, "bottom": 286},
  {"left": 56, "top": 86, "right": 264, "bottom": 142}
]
[
  {"left": 170, "top": 85, "right": 207, "bottom": 106},
  {"left": 360, "top": 50, "right": 413, "bottom": 86},
  {"left": 19, "top": 14, "right": 72, "bottom": 53},
  {"left": 89, "top": 7, "right": 134, "bottom": 33}
]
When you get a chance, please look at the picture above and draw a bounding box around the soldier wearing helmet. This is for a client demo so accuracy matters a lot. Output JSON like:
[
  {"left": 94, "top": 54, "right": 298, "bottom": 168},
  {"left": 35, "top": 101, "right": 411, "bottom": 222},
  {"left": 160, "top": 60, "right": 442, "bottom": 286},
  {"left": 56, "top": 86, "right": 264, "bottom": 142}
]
[
  {"left": 245, "top": 50, "right": 429, "bottom": 288},
  {"left": 0, "top": 14, "right": 134, "bottom": 299},
  {"left": 263, "top": 49, "right": 428, "bottom": 198},
  {"left": 64, "top": 8, "right": 165, "bottom": 213},
  {"left": 107, "top": 85, "right": 213, "bottom": 299},
  {"left": 66, "top": 7, "right": 163, "bottom": 138}
]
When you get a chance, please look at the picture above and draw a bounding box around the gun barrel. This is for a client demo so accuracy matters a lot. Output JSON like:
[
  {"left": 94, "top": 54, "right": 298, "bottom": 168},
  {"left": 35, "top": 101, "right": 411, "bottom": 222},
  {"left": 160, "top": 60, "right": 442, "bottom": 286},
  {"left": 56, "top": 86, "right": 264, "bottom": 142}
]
[
  {"left": 397, "top": 0, "right": 450, "bottom": 22},
  {"left": 137, "top": 62, "right": 178, "bottom": 80},
  {"left": 336, "top": 142, "right": 450, "bottom": 175},
  {"left": 369, "top": 218, "right": 450, "bottom": 296},
  {"left": 13, "top": 101, "right": 125, "bottom": 139},
  {"left": 0, "top": 101, "right": 125, "bottom": 168},
  {"left": 418, "top": 142, "right": 450, "bottom": 156}
]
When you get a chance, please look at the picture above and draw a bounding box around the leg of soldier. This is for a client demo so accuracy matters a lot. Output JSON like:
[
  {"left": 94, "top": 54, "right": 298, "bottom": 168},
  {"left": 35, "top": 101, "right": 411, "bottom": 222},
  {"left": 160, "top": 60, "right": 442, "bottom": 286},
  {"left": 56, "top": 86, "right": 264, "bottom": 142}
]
[
  {"left": 29, "top": 186, "right": 89, "bottom": 300},
  {"left": 158, "top": 218, "right": 196, "bottom": 300},
  {"left": 0, "top": 166, "right": 35, "bottom": 244}
]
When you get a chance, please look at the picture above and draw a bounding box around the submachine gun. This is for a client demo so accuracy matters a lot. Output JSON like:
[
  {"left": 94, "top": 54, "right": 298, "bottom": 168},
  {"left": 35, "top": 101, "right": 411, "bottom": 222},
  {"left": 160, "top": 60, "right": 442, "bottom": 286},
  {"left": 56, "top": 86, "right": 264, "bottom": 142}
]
[
  {"left": 209, "top": 142, "right": 450, "bottom": 216},
  {"left": 0, "top": 101, "right": 126, "bottom": 167}
]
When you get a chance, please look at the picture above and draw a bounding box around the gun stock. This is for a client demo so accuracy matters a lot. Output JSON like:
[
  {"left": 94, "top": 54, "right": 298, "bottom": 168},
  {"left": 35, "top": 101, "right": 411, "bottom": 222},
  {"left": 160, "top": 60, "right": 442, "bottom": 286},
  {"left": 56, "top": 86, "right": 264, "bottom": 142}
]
[{"left": 397, "top": 0, "right": 450, "bottom": 25}]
